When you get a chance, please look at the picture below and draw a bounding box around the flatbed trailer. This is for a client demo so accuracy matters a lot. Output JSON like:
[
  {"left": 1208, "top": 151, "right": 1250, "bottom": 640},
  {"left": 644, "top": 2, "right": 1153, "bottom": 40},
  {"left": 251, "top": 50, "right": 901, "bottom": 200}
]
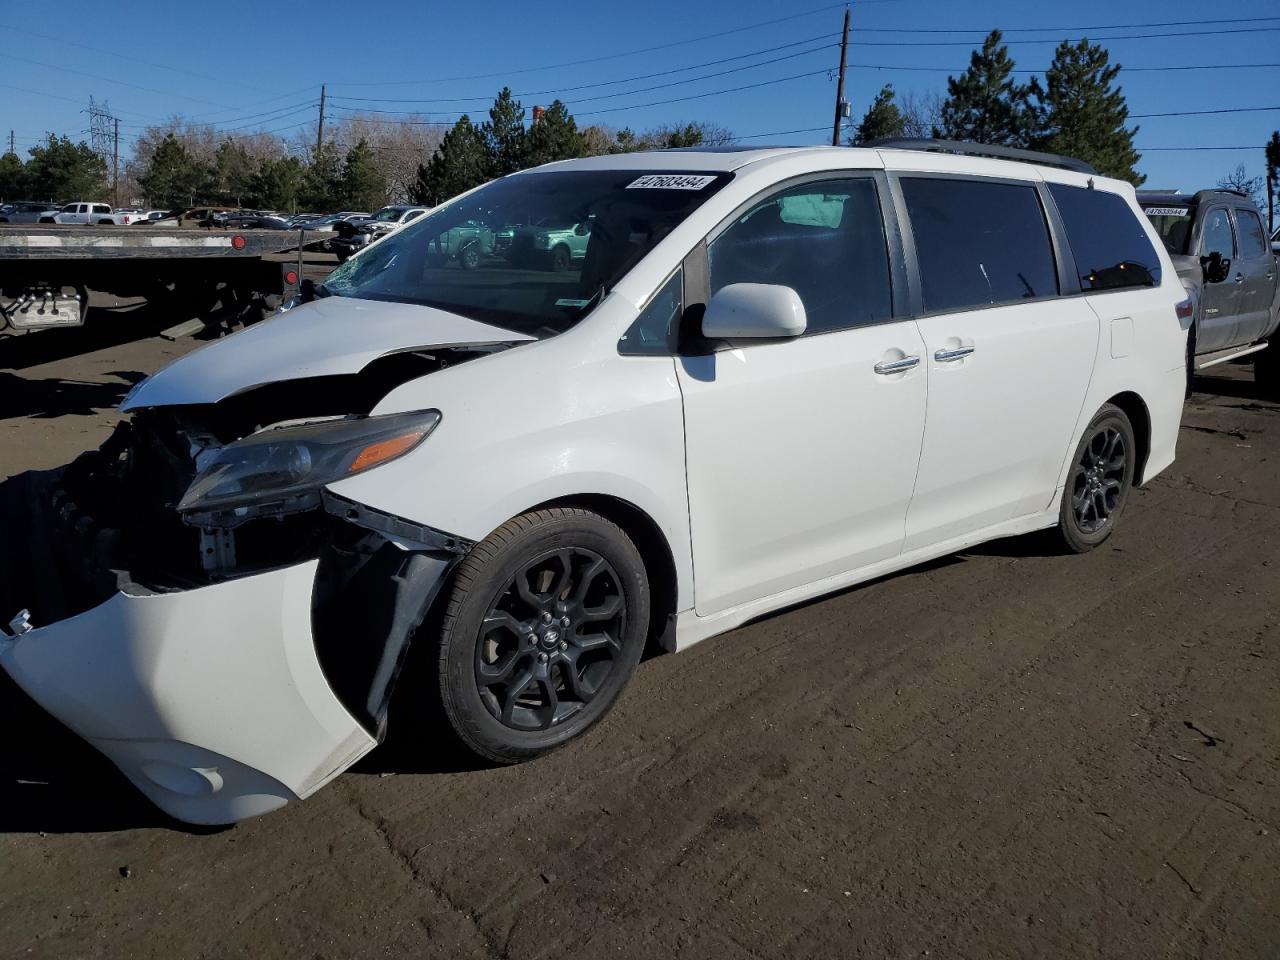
[{"left": 0, "top": 226, "right": 332, "bottom": 335}]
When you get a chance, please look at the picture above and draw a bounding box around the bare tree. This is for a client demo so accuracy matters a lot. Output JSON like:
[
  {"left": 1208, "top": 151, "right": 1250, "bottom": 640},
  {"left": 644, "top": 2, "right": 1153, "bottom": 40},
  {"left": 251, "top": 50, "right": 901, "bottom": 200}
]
[
  {"left": 898, "top": 90, "right": 944, "bottom": 139},
  {"left": 1218, "top": 163, "right": 1265, "bottom": 209}
]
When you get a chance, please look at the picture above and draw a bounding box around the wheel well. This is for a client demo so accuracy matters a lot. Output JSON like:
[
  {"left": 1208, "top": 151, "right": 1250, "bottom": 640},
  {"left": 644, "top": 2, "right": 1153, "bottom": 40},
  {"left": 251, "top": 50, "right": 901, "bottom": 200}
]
[
  {"left": 535, "top": 494, "right": 678, "bottom": 656},
  {"left": 1105, "top": 391, "right": 1151, "bottom": 484}
]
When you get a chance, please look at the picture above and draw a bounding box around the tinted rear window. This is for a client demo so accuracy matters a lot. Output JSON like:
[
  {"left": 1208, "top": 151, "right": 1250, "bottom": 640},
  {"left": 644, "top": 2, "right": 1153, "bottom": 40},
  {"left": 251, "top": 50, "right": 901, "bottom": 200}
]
[
  {"left": 1049, "top": 183, "right": 1162, "bottom": 290},
  {"left": 901, "top": 177, "right": 1059, "bottom": 313}
]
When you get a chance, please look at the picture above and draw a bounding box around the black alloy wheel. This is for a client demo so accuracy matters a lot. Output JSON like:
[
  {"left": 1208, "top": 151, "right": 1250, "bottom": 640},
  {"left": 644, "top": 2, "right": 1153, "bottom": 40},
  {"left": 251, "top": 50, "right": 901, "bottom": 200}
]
[
  {"left": 551, "top": 245, "right": 571, "bottom": 272},
  {"left": 476, "top": 547, "right": 627, "bottom": 731},
  {"left": 1056, "top": 403, "right": 1136, "bottom": 553},
  {"left": 434, "top": 507, "right": 650, "bottom": 763}
]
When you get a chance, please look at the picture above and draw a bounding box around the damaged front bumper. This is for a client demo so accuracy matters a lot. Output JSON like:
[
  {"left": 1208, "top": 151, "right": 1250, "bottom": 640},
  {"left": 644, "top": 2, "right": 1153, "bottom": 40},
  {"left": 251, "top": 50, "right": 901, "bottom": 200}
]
[{"left": 0, "top": 469, "right": 467, "bottom": 825}]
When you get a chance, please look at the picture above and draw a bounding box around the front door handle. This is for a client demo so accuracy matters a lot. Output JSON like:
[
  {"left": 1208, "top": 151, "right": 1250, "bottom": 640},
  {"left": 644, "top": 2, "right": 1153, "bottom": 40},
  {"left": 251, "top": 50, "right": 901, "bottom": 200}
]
[
  {"left": 933, "top": 345, "right": 975, "bottom": 362},
  {"left": 873, "top": 355, "right": 920, "bottom": 375},
  {"left": 1235, "top": 273, "right": 1246, "bottom": 284}
]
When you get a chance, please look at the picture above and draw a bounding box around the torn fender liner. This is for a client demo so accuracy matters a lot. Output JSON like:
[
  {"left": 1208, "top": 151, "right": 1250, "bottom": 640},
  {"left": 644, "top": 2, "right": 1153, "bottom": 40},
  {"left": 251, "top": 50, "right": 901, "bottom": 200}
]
[{"left": 0, "top": 561, "right": 377, "bottom": 825}]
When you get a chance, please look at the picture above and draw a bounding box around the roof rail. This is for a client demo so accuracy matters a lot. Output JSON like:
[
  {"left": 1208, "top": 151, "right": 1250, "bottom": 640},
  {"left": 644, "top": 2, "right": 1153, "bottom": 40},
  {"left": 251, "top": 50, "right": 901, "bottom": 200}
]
[{"left": 865, "top": 137, "right": 1098, "bottom": 176}]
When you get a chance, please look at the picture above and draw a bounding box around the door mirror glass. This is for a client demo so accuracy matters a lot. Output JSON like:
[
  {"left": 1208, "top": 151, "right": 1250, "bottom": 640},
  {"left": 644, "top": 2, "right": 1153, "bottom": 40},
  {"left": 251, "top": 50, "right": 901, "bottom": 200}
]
[{"left": 702, "top": 283, "right": 807, "bottom": 340}]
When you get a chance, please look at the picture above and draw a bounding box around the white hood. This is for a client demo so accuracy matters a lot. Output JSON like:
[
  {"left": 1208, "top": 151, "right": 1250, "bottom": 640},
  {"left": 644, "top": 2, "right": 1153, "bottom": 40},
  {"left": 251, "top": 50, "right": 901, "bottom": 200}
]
[{"left": 122, "top": 297, "right": 532, "bottom": 410}]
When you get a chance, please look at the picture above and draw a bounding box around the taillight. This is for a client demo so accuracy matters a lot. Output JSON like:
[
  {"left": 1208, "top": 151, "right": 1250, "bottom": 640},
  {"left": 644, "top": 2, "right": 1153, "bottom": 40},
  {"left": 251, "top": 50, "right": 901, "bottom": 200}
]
[
  {"left": 1175, "top": 297, "right": 1193, "bottom": 320},
  {"left": 285, "top": 270, "right": 298, "bottom": 285},
  {"left": 231, "top": 235, "right": 246, "bottom": 250}
]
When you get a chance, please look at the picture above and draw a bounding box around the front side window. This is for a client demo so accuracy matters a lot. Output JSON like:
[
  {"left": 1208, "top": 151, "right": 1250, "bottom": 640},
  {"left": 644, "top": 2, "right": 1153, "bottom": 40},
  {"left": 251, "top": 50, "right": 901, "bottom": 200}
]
[
  {"left": 62, "top": 204, "right": 78, "bottom": 213},
  {"left": 1049, "top": 183, "right": 1163, "bottom": 290},
  {"left": 1200, "top": 209, "right": 1235, "bottom": 260},
  {"left": 320, "top": 170, "right": 729, "bottom": 338},
  {"left": 902, "top": 177, "right": 1059, "bottom": 312},
  {"left": 708, "top": 178, "right": 892, "bottom": 335},
  {"left": 1235, "top": 208, "right": 1268, "bottom": 259}
]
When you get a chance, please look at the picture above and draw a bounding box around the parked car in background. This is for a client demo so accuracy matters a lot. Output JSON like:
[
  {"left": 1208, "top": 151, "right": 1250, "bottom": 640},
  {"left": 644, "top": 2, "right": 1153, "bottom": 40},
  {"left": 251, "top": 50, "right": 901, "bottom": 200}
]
[
  {"left": 114, "top": 208, "right": 147, "bottom": 221},
  {"left": 217, "top": 212, "right": 291, "bottom": 230},
  {"left": 0, "top": 201, "right": 60, "bottom": 223},
  {"left": 42, "top": 202, "right": 138, "bottom": 225},
  {"left": 1141, "top": 189, "right": 1280, "bottom": 393},
  {"left": 1, "top": 141, "right": 1189, "bottom": 825},
  {"left": 330, "top": 205, "right": 430, "bottom": 261},
  {"left": 426, "top": 218, "right": 496, "bottom": 269}
]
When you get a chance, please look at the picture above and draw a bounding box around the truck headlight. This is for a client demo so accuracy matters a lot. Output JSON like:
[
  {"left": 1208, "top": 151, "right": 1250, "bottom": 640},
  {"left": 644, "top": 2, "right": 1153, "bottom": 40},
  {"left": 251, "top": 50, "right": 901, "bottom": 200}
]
[{"left": 177, "top": 409, "right": 441, "bottom": 524}]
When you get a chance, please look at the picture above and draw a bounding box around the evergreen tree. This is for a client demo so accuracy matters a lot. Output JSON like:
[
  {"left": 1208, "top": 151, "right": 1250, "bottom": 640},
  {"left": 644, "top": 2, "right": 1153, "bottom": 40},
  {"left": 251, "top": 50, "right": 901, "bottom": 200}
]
[
  {"left": 24, "top": 135, "right": 109, "bottom": 201},
  {"left": 410, "top": 115, "right": 491, "bottom": 206},
  {"left": 1031, "top": 39, "right": 1143, "bottom": 184},
  {"left": 0, "top": 150, "right": 24, "bottom": 200},
  {"left": 484, "top": 87, "right": 527, "bottom": 176},
  {"left": 213, "top": 140, "right": 255, "bottom": 206},
  {"left": 1265, "top": 131, "right": 1280, "bottom": 235},
  {"left": 525, "top": 100, "right": 585, "bottom": 168},
  {"left": 850, "top": 85, "right": 906, "bottom": 145},
  {"left": 341, "top": 139, "right": 387, "bottom": 210},
  {"left": 937, "top": 30, "right": 1036, "bottom": 147},
  {"left": 300, "top": 142, "right": 344, "bottom": 211},
  {"left": 249, "top": 156, "right": 305, "bottom": 212},
  {"left": 137, "top": 134, "right": 208, "bottom": 207}
]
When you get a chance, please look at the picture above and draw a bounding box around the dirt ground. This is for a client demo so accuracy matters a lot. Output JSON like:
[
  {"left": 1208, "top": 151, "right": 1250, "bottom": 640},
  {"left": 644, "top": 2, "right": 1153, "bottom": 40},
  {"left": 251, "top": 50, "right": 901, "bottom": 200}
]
[{"left": 0, "top": 311, "right": 1277, "bottom": 959}]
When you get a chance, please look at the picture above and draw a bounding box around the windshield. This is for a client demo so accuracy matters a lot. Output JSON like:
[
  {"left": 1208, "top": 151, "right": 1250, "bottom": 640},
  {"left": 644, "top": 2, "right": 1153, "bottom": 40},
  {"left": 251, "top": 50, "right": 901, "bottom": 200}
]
[
  {"left": 1143, "top": 205, "right": 1194, "bottom": 255},
  {"left": 372, "top": 207, "right": 403, "bottom": 222},
  {"left": 319, "top": 169, "right": 730, "bottom": 337}
]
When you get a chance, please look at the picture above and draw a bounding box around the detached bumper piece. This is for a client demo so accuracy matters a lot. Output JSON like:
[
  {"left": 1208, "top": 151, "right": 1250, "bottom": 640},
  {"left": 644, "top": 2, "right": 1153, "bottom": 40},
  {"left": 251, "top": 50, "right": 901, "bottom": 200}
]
[{"left": 0, "top": 461, "right": 471, "bottom": 825}]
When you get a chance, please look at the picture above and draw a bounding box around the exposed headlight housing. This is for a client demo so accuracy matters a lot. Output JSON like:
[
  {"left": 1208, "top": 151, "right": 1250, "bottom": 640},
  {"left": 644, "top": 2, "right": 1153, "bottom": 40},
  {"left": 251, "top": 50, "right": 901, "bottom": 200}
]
[{"left": 177, "top": 409, "right": 440, "bottom": 527}]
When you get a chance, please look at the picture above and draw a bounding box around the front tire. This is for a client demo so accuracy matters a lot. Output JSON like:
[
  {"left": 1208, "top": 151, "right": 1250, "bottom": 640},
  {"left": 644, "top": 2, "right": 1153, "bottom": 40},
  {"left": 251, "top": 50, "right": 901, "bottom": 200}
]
[
  {"left": 436, "top": 508, "right": 650, "bottom": 764},
  {"left": 550, "top": 244, "right": 571, "bottom": 272},
  {"left": 1054, "top": 404, "right": 1136, "bottom": 553}
]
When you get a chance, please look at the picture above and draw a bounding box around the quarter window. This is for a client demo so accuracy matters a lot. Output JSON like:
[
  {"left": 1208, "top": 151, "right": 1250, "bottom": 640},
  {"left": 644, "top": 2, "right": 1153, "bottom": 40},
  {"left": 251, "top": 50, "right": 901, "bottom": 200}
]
[
  {"left": 619, "top": 268, "right": 682, "bottom": 356},
  {"left": 708, "top": 178, "right": 892, "bottom": 335},
  {"left": 1235, "top": 208, "right": 1268, "bottom": 259},
  {"left": 1048, "top": 183, "right": 1163, "bottom": 290},
  {"left": 901, "top": 177, "right": 1059, "bottom": 313}
]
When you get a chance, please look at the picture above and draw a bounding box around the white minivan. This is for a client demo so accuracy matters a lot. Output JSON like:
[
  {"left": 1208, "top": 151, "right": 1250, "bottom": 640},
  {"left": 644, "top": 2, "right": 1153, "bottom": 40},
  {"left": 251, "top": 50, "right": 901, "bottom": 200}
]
[{"left": 1, "top": 143, "right": 1189, "bottom": 824}]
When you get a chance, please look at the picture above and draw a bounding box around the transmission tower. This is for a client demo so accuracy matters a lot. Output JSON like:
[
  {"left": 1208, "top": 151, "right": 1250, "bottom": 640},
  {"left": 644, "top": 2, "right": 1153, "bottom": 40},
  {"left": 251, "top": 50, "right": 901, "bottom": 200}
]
[{"left": 86, "top": 97, "right": 121, "bottom": 205}]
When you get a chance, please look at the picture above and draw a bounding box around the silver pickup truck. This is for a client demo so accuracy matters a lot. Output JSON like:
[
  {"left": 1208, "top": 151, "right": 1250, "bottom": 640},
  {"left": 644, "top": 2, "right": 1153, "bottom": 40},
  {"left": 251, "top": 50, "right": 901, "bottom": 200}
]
[{"left": 1142, "top": 190, "right": 1280, "bottom": 395}]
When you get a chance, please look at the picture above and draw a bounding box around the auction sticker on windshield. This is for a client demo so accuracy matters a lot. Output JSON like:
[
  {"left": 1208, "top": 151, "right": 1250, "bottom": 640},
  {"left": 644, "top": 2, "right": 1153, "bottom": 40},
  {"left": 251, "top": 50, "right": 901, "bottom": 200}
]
[
  {"left": 628, "top": 174, "right": 718, "bottom": 190},
  {"left": 1143, "top": 207, "right": 1190, "bottom": 217}
]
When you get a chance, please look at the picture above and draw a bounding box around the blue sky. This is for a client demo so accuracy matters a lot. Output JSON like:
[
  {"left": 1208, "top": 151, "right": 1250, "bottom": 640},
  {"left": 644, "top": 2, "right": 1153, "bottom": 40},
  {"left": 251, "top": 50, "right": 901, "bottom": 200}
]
[{"left": 1, "top": 0, "right": 1278, "bottom": 192}]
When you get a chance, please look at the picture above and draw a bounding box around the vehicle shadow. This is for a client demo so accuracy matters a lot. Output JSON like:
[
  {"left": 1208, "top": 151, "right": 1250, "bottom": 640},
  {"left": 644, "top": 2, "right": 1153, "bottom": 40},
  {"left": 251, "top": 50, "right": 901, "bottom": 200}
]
[
  {"left": 1191, "top": 370, "right": 1276, "bottom": 404},
  {"left": 0, "top": 369, "right": 146, "bottom": 420},
  {"left": 0, "top": 307, "right": 174, "bottom": 371}
]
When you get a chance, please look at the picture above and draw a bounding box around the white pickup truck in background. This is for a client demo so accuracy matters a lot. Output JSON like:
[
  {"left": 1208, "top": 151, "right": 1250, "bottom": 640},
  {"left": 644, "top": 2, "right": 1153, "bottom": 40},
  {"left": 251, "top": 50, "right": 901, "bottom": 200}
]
[{"left": 41, "top": 202, "right": 140, "bottom": 225}]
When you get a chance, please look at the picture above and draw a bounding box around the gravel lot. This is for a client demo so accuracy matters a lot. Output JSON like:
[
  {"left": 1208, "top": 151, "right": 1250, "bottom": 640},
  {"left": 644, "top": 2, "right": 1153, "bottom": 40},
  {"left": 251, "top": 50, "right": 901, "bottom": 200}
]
[{"left": 1, "top": 314, "right": 1277, "bottom": 959}]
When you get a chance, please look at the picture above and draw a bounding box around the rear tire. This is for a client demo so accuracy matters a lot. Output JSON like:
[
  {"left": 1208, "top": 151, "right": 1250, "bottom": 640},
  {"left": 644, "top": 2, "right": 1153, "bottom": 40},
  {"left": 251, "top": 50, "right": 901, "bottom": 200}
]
[
  {"left": 550, "top": 244, "right": 571, "bottom": 272},
  {"left": 436, "top": 508, "right": 650, "bottom": 764},
  {"left": 1053, "top": 404, "right": 1136, "bottom": 554}
]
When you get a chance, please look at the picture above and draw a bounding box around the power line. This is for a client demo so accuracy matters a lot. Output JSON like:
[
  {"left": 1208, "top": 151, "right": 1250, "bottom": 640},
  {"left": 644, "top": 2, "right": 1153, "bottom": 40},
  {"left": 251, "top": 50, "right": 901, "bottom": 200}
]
[
  {"left": 842, "top": 25, "right": 1280, "bottom": 47},
  {"left": 332, "top": 2, "right": 860, "bottom": 86},
  {"left": 329, "top": 34, "right": 840, "bottom": 104},
  {"left": 1132, "top": 105, "right": 1280, "bottom": 118},
  {"left": 837, "top": 15, "right": 1280, "bottom": 34}
]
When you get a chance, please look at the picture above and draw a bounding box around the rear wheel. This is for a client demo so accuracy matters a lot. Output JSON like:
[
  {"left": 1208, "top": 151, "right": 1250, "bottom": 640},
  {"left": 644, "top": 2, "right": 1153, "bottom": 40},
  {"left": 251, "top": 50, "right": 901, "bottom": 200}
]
[
  {"left": 459, "top": 241, "right": 481, "bottom": 270},
  {"left": 1054, "top": 404, "right": 1136, "bottom": 553},
  {"left": 436, "top": 508, "right": 650, "bottom": 764},
  {"left": 550, "top": 244, "right": 571, "bottom": 272}
]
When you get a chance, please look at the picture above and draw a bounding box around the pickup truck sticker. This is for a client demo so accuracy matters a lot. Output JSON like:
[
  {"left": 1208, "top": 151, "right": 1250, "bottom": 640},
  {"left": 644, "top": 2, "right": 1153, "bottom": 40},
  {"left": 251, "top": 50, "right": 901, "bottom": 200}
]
[
  {"left": 627, "top": 174, "right": 717, "bottom": 190},
  {"left": 1143, "top": 207, "right": 1191, "bottom": 217}
]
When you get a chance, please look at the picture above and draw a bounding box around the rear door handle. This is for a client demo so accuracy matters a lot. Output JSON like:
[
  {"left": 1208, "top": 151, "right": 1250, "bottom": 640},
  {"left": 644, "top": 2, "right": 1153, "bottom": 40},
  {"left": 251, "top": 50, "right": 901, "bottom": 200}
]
[
  {"left": 873, "top": 356, "right": 920, "bottom": 375},
  {"left": 933, "top": 346, "right": 975, "bottom": 362}
]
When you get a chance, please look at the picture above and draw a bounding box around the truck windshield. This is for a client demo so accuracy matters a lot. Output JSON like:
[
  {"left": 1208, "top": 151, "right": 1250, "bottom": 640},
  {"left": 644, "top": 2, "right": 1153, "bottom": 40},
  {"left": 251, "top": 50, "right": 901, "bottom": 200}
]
[
  {"left": 319, "top": 170, "right": 730, "bottom": 337},
  {"left": 1142, "top": 205, "right": 1194, "bottom": 255}
]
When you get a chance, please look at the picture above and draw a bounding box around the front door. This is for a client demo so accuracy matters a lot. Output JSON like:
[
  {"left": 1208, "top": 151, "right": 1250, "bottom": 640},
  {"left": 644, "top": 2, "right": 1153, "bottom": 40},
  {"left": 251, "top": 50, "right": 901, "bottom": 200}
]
[
  {"left": 1196, "top": 206, "right": 1241, "bottom": 352},
  {"left": 677, "top": 175, "right": 927, "bottom": 616},
  {"left": 895, "top": 175, "right": 1098, "bottom": 551}
]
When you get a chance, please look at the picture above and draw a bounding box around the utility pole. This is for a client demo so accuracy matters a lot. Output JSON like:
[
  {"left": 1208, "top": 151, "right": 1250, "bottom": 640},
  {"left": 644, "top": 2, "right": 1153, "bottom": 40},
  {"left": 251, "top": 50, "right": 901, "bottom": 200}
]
[
  {"left": 831, "top": 7, "right": 851, "bottom": 147},
  {"left": 112, "top": 117, "right": 120, "bottom": 208},
  {"left": 7, "top": 130, "right": 14, "bottom": 155},
  {"left": 316, "top": 84, "right": 327, "bottom": 154}
]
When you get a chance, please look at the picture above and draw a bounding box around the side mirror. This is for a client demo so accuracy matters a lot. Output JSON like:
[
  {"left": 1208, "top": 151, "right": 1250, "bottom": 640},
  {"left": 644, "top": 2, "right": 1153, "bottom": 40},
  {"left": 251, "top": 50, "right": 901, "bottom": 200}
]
[
  {"left": 573, "top": 221, "right": 590, "bottom": 236},
  {"left": 1201, "top": 251, "right": 1231, "bottom": 284},
  {"left": 702, "top": 283, "right": 807, "bottom": 340}
]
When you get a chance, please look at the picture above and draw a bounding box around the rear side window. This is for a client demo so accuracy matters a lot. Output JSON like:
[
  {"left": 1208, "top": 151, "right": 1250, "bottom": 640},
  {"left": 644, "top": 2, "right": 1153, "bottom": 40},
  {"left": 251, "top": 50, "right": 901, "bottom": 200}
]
[
  {"left": 901, "top": 177, "right": 1059, "bottom": 313},
  {"left": 1235, "top": 208, "right": 1268, "bottom": 259},
  {"left": 1048, "top": 183, "right": 1162, "bottom": 290}
]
